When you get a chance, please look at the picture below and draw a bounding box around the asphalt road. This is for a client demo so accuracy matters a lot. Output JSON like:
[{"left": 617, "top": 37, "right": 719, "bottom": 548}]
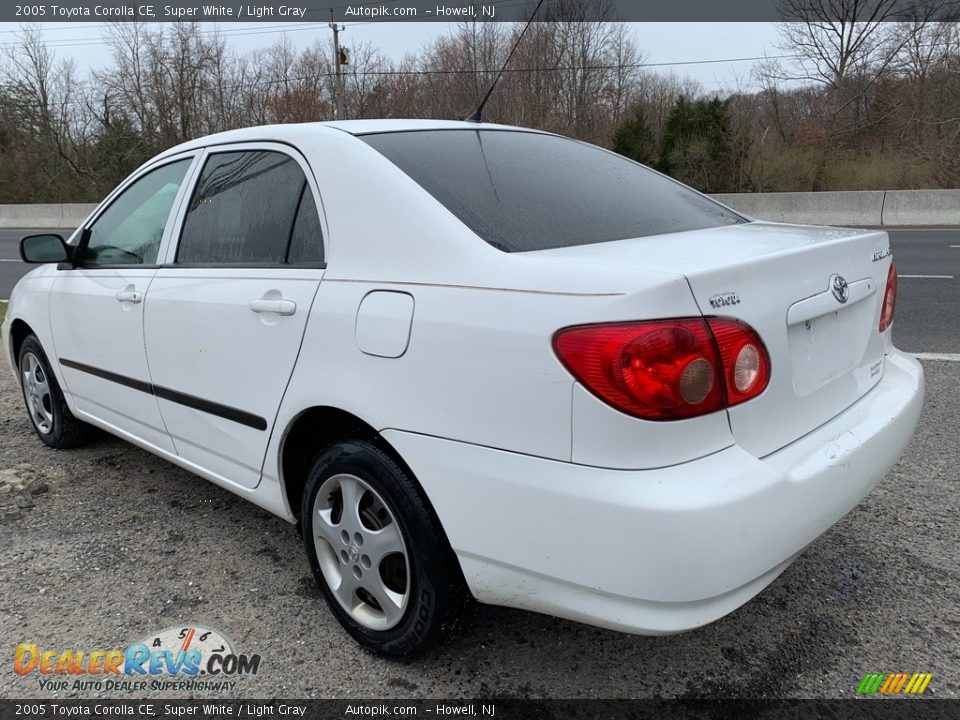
[
  {"left": 0, "top": 227, "right": 75, "bottom": 298},
  {"left": 889, "top": 228, "right": 960, "bottom": 354},
  {"left": 0, "top": 360, "right": 956, "bottom": 700},
  {"left": 0, "top": 226, "right": 957, "bottom": 354}
]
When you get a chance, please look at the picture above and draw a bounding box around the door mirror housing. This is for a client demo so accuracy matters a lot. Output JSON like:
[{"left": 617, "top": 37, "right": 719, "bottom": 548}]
[{"left": 20, "top": 234, "right": 71, "bottom": 264}]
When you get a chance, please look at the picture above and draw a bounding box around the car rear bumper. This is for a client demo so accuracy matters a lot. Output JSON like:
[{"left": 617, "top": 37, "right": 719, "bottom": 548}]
[{"left": 382, "top": 349, "right": 924, "bottom": 634}]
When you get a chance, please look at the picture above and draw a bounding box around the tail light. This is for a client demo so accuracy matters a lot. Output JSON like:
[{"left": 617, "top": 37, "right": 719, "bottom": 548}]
[
  {"left": 879, "top": 262, "right": 898, "bottom": 332},
  {"left": 708, "top": 318, "right": 771, "bottom": 407},
  {"left": 553, "top": 317, "right": 770, "bottom": 421}
]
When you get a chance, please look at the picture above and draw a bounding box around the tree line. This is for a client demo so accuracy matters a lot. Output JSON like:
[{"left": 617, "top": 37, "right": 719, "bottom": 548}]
[{"left": 1, "top": 0, "right": 959, "bottom": 203}]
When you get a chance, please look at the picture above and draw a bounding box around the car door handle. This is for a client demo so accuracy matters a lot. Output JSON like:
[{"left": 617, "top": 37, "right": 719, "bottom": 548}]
[
  {"left": 248, "top": 298, "right": 296, "bottom": 316},
  {"left": 114, "top": 289, "right": 143, "bottom": 303}
]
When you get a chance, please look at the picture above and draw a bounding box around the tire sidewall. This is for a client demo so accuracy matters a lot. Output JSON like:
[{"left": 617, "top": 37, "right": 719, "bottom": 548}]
[
  {"left": 301, "top": 440, "right": 451, "bottom": 657},
  {"left": 18, "top": 336, "right": 66, "bottom": 446}
]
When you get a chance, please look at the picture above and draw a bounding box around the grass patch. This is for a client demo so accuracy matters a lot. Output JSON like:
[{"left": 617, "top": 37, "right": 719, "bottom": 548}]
[{"left": 0, "top": 301, "right": 7, "bottom": 325}]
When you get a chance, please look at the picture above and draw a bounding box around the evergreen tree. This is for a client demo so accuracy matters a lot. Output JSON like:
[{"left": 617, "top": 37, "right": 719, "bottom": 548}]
[
  {"left": 612, "top": 106, "right": 657, "bottom": 166},
  {"left": 657, "top": 96, "right": 743, "bottom": 192}
]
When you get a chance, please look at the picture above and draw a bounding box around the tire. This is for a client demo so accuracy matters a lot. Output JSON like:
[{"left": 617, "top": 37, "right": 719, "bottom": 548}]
[
  {"left": 18, "top": 334, "right": 97, "bottom": 449},
  {"left": 301, "top": 438, "right": 466, "bottom": 658}
]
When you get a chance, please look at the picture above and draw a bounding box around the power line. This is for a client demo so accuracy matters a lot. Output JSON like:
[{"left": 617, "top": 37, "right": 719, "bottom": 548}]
[
  {"left": 0, "top": 54, "right": 801, "bottom": 111},
  {"left": 11, "top": 42, "right": 950, "bottom": 108},
  {"left": 291, "top": 53, "right": 799, "bottom": 76}
]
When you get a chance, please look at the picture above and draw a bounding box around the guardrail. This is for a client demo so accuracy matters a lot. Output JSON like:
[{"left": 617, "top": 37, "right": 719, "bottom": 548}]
[
  {"left": 711, "top": 189, "right": 960, "bottom": 226},
  {"left": 0, "top": 190, "right": 957, "bottom": 229},
  {"left": 0, "top": 204, "right": 96, "bottom": 229}
]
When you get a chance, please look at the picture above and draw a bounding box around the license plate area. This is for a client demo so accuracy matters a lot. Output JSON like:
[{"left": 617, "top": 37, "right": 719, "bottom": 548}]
[{"left": 787, "top": 299, "right": 875, "bottom": 396}]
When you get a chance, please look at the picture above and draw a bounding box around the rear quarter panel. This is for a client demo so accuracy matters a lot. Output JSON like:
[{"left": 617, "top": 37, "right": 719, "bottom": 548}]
[{"left": 267, "top": 271, "right": 734, "bottom": 482}]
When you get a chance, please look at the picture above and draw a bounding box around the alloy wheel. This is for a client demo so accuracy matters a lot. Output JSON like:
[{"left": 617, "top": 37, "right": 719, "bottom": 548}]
[
  {"left": 312, "top": 473, "right": 410, "bottom": 631},
  {"left": 22, "top": 352, "right": 54, "bottom": 435}
]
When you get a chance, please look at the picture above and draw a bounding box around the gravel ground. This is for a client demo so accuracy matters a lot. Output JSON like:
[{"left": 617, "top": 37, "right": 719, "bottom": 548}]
[{"left": 0, "top": 361, "right": 957, "bottom": 700}]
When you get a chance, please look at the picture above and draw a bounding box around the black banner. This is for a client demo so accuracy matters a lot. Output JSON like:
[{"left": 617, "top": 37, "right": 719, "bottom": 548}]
[
  {"left": 0, "top": 700, "right": 959, "bottom": 720},
  {"left": 3, "top": 0, "right": 960, "bottom": 24}
]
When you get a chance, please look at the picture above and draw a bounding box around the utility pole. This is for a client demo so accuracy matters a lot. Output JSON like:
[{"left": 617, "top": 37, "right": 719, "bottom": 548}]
[{"left": 329, "top": 11, "right": 346, "bottom": 120}]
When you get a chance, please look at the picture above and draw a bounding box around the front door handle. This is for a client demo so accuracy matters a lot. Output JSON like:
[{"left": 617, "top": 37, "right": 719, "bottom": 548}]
[
  {"left": 248, "top": 298, "right": 296, "bottom": 316},
  {"left": 115, "top": 289, "right": 143, "bottom": 303}
]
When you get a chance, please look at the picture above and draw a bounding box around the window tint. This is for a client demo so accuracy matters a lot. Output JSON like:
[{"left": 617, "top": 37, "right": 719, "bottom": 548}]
[
  {"left": 360, "top": 130, "right": 745, "bottom": 252},
  {"left": 84, "top": 159, "right": 191, "bottom": 266},
  {"left": 287, "top": 185, "right": 324, "bottom": 264},
  {"left": 177, "top": 151, "right": 306, "bottom": 264}
]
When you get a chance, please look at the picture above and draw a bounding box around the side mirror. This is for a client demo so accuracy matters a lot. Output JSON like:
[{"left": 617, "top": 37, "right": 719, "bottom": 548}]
[{"left": 20, "top": 234, "right": 71, "bottom": 264}]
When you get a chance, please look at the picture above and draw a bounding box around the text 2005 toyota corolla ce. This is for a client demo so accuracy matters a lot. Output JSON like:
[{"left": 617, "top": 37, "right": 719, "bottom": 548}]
[{"left": 2, "top": 120, "right": 923, "bottom": 657}]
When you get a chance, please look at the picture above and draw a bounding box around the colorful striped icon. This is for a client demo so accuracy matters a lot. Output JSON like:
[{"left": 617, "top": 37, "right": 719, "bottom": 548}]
[{"left": 857, "top": 672, "right": 933, "bottom": 694}]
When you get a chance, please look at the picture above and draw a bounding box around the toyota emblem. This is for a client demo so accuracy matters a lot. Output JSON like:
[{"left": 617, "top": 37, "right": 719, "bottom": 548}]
[{"left": 830, "top": 274, "right": 849, "bottom": 304}]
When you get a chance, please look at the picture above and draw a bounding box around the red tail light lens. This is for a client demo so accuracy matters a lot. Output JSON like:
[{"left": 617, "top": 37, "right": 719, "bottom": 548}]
[
  {"left": 879, "top": 262, "right": 898, "bottom": 332},
  {"left": 706, "top": 318, "right": 771, "bottom": 407},
  {"left": 553, "top": 317, "right": 770, "bottom": 421}
]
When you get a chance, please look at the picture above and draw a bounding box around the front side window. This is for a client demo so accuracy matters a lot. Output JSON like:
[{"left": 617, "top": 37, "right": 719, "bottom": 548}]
[
  {"left": 177, "top": 150, "right": 319, "bottom": 265},
  {"left": 83, "top": 159, "right": 192, "bottom": 266},
  {"left": 360, "top": 130, "right": 746, "bottom": 252}
]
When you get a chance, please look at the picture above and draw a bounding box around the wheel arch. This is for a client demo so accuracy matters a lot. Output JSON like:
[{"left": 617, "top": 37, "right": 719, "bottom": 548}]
[
  {"left": 10, "top": 318, "right": 36, "bottom": 369},
  {"left": 278, "top": 406, "right": 450, "bottom": 538},
  {"left": 277, "top": 404, "right": 469, "bottom": 591},
  {"left": 280, "top": 406, "right": 375, "bottom": 521}
]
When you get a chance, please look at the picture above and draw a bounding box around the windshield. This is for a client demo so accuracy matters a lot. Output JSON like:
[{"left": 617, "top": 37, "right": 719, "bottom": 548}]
[{"left": 360, "top": 129, "right": 746, "bottom": 253}]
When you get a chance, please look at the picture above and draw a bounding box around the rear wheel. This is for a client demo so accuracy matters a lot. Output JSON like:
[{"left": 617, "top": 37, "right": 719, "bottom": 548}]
[
  {"left": 302, "top": 439, "right": 465, "bottom": 657},
  {"left": 18, "top": 335, "right": 97, "bottom": 449}
]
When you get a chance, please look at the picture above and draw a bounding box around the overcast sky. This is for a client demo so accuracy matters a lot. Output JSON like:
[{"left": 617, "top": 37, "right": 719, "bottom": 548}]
[{"left": 0, "top": 22, "right": 785, "bottom": 93}]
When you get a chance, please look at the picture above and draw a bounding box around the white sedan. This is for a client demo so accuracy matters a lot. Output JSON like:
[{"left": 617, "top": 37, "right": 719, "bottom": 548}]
[{"left": 2, "top": 120, "right": 923, "bottom": 657}]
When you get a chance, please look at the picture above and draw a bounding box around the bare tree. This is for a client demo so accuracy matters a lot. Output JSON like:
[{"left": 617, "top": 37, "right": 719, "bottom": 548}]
[
  {"left": 772, "top": 0, "right": 909, "bottom": 88},
  {"left": 2, "top": 25, "right": 96, "bottom": 196}
]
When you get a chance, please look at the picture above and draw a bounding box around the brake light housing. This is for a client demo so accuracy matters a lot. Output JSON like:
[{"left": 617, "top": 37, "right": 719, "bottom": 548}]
[
  {"left": 708, "top": 318, "right": 771, "bottom": 407},
  {"left": 879, "top": 262, "right": 898, "bottom": 332},
  {"left": 553, "top": 317, "right": 770, "bottom": 421}
]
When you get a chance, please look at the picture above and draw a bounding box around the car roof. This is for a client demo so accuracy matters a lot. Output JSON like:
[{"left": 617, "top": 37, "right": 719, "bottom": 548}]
[
  {"left": 156, "top": 119, "right": 542, "bottom": 160},
  {"left": 326, "top": 119, "right": 536, "bottom": 135}
]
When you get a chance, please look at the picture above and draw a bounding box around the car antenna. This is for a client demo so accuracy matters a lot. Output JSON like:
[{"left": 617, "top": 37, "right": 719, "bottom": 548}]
[{"left": 464, "top": 0, "right": 547, "bottom": 123}]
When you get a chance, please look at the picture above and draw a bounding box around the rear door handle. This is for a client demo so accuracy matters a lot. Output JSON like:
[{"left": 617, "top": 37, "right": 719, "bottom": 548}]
[
  {"left": 114, "top": 289, "right": 143, "bottom": 303},
  {"left": 248, "top": 299, "right": 296, "bottom": 316}
]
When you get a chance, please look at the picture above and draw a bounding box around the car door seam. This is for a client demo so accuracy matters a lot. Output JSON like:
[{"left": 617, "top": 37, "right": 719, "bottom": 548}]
[{"left": 257, "top": 277, "right": 325, "bottom": 485}]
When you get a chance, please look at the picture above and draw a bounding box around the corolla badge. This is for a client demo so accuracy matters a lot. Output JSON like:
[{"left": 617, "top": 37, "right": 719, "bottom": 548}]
[
  {"left": 830, "top": 274, "right": 849, "bottom": 304},
  {"left": 709, "top": 291, "right": 741, "bottom": 308}
]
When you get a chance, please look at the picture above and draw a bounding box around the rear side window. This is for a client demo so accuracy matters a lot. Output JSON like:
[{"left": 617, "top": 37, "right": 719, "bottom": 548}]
[
  {"left": 177, "top": 150, "right": 322, "bottom": 265},
  {"left": 287, "top": 185, "right": 324, "bottom": 264},
  {"left": 360, "top": 130, "right": 745, "bottom": 252}
]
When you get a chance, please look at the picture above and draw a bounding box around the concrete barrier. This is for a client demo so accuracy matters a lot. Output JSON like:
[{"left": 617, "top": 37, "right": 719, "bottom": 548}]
[
  {"left": 0, "top": 190, "right": 957, "bottom": 229},
  {"left": 0, "top": 203, "right": 96, "bottom": 229},
  {"left": 880, "top": 189, "right": 960, "bottom": 226},
  {"left": 711, "top": 191, "right": 886, "bottom": 226},
  {"left": 712, "top": 189, "right": 959, "bottom": 226}
]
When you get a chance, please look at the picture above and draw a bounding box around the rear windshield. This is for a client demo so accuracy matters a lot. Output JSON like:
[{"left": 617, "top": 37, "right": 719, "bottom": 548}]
[{"left": 360, "top": 129, "right": 745, "bottom": 252}]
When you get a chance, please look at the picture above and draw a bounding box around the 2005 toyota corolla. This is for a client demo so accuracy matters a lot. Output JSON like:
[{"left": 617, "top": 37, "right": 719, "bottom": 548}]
[{"left": 2, "top": 120, "right": 923, "bottom": 657}]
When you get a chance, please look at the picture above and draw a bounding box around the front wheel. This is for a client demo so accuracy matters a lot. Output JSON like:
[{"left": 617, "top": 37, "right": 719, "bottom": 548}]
[
  {"left": 302, "top": 439, "right": 466, "bottom": 658},
  {"left": 18, "top": 334, "right": 97, "bottom": 449}
]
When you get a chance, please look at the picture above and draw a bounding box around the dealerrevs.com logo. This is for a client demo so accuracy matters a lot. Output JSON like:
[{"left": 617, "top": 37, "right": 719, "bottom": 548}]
[{"left": 14, "top": 625, "right": 261, "bottom": 693}]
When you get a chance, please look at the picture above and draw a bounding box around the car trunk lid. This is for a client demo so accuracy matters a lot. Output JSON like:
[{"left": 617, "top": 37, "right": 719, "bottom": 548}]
[{"left": 528, "top": 221, "right": 893, "bottom": 457}]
